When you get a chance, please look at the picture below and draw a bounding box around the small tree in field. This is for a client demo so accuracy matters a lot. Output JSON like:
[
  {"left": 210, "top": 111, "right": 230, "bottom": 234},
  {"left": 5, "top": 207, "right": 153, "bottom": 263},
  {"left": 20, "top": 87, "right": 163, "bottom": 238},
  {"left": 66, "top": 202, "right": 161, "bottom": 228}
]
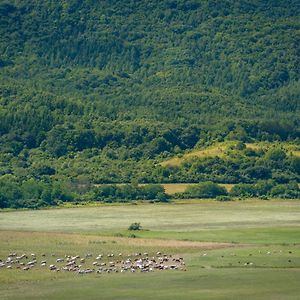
[{"left": 128, "top": 222, "right": 141, "bottom": 231}]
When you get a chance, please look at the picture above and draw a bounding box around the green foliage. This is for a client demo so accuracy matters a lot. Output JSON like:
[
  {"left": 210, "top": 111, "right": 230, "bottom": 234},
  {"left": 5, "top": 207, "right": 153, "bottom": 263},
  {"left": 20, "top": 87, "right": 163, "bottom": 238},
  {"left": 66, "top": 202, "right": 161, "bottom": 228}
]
[
  {"left": 0, "top": 175, "right": 75, "bottom": 209},
  {"left": 230, "top": 180, "right": 300, "bottom": 199},
  {"left": 0, "top": 1, "right": 299, "bottom": 208},
  {"left": 289, "top": 156, "right": 300, "bottom": 175},
  {"left": 235, "top": 142, "right": 247, "bottom": 150},
  {"left": 230, "top": 183, "right": 258, "bottom": 197},
  {"left": 91, "top": 184, "right": 167, "bottom": 202},
  {"left": 270, "top": 181, "right": 300, "bottom": 199},
  {"left": 264, "top": 148, "right": 287, "bottom": 162},
  {"left": 255, "top": 180, "right": 276, "bottom": 196},
  {"left": 216, "top": 195, "right": 233, "bottom": 202},
  {"left": 128, "top": 222, "right": 142, "bottom": 231},
  {"left": 182, "top": 181, "right": 227, "bottom": 199},
  {"left": 155, "top": 146, "right": 299, "bottom": 184}
]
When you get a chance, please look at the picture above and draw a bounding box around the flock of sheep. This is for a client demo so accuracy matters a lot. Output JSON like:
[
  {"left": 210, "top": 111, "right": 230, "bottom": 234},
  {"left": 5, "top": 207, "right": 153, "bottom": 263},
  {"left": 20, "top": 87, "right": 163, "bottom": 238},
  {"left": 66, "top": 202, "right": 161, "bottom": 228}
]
[{"left": 0, "top": 251, "right": 186, "bottom": 274}]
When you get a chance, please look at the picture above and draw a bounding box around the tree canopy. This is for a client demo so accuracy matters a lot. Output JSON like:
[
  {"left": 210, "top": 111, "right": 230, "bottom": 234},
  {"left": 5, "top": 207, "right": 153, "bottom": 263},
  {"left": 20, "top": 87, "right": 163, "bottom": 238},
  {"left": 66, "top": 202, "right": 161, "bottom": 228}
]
[{"left": 0, "top": 0, "right": 299, "bottom": 208}]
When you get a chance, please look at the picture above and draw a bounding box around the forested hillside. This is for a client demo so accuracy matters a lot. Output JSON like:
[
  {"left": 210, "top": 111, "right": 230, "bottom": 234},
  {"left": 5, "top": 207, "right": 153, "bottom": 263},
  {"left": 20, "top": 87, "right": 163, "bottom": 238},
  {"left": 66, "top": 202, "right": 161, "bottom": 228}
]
[{"left": 0, "top": 0, "right": 299, "bottom": 207}]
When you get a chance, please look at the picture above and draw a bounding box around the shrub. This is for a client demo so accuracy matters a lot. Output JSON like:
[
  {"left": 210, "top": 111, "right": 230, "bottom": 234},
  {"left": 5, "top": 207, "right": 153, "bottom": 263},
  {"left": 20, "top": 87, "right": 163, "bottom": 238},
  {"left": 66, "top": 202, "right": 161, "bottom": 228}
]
[
  {"left": 156, "top": 192, "right": 169, "bottom": 202},
  {"left": 270, "top": 182, "right": 300, "bottom": 199},
  {"left": 216, "top": 195, "right": 233, "bottom": 201},
  {"left": 92, "top": 184, "right": 167, "bottom": 202},
  {"left": 243, "top": 166, "right": 272, "bottom": 180},
  {"left": 230, "top": 184, "right": 256, "bottom": 197},
  {"left": 184, "top": 181, "right": 228, "bottom": 198},
  {"left": 290, "top": 156, "right": 300, "bottom": 175},
  {"left": 254, "top": 180, "right": 275, "bottom": 196},
  {"left": 265, "top": 148, "right": 287, "bottom": 161},
  {"left": 128, "top": 222, "right": 142, "bottom": 231},
  {"left": 235, "top": 142, "right": 246, "bottom": 150}
]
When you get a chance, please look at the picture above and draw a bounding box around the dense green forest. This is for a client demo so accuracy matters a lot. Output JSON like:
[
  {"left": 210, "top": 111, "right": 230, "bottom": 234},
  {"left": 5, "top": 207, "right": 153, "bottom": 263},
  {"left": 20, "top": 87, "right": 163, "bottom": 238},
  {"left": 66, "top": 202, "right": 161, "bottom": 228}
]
[{"left": 0, "top": 0, "right": 299, "bottom": 208}]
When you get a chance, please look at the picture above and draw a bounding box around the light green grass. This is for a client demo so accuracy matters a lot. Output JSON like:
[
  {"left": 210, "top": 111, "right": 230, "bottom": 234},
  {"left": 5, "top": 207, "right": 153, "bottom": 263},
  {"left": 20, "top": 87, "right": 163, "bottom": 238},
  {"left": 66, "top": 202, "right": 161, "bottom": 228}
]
[
  {"left": 161, "top": 141, "right": 300, "bottom": 167},
  {"left": 161, "top": 142, "right": 231, "bottom": 167},
  {"left": 113, "top": 226, "right": 300, "bottom": 244},
  {"left": 0, "top": 232, "right": 299, "bottom": 300},
  {"left": 1, "top": 200, "right": 299, "bottom": 235},
  {"left": 2, "top": 268, "right": 300, "bottom": 300},
  {"left": 0, "top": 231, "right": 300, "bottom": 300}
]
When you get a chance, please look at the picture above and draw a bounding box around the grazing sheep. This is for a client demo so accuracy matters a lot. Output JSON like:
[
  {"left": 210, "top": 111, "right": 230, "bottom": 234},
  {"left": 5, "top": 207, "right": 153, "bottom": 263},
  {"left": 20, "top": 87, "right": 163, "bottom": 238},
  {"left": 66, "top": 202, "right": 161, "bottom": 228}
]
[
  {"left": 1, "top": 251, "right": 186, "bottom": 276},
  {"left": 6, "top": 258, "right": 13, "bottom": 263},
  {"left": 27, "top": 260, "right": 36, "bottom": 266}
]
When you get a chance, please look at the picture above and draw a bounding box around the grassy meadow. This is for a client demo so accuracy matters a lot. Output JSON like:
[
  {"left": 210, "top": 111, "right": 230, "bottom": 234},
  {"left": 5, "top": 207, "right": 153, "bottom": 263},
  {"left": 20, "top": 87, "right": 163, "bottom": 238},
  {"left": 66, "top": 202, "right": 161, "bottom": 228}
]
[
  {"left": 161, "top": 141, "right": 300, "bottom": 167},
  {"left": 1, "top": 200, "right": 300, "bottom": 299}
]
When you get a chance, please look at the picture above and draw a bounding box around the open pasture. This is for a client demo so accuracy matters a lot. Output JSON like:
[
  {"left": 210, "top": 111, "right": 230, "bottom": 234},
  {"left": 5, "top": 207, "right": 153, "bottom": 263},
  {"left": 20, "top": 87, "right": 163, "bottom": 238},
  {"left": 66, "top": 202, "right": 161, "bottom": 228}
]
[
  {"left": 0, "top": 200, "right": 299, "bottom": 239},
  {"left": 1, "top": 200, "right": 300, "bottom": 299}
]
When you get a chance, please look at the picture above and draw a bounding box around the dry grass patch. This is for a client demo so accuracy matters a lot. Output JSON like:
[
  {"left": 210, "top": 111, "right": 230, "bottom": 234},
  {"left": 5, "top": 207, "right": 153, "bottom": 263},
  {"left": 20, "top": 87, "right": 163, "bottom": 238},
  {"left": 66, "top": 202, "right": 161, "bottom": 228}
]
[
  {"left": 0, "top": 230, "right": 241, "bottom": 250},
  {"left": 161, "top": 141, "right": 300, "bottom": 168},
  {"left": 161, "top": 143, "right": 230, "bottom": 167},
  {"left": 162, "top": 183, "right": 234, "bottom": 195}
]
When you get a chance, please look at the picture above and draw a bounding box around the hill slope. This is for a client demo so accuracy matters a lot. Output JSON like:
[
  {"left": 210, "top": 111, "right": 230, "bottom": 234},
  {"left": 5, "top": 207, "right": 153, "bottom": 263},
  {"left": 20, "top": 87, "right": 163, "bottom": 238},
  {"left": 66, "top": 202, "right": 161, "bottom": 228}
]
[
  {"left": 0, "top": 0, "right": 299, "bottom": 207},
  {"left": 1, "top": 1, "right": 299, "bottom": 135}
]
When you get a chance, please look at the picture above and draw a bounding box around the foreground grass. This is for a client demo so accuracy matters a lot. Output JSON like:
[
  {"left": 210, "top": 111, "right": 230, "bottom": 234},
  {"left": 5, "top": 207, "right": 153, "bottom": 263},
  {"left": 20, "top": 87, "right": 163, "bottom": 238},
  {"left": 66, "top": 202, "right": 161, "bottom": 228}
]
[
  {"left": 1, "top": 200, "right": 300, "bottom": 299},
  {"left": 0, "top": 231, "right": 300, "bottom": 300},
  {"left": 2, "top": 268, "right": 300, "bottom": 300}
]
